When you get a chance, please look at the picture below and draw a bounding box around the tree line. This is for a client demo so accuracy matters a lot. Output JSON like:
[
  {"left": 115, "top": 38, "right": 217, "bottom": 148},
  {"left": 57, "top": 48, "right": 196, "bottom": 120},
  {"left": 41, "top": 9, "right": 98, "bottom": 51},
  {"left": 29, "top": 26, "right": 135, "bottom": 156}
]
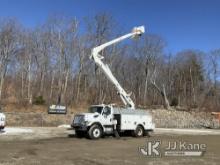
[{"left": 0, "top": 13, "right": 219, "bottom": 111}]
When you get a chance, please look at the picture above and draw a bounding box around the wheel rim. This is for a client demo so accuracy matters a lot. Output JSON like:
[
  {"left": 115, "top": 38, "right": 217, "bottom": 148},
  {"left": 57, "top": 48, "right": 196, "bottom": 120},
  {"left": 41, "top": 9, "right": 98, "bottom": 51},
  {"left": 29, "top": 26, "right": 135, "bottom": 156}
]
[
  {"left": 137, "top": 127, "right": 143, "bottom": 136},
  {"left": 93, "top": 128, "right": 101, "bottom": 138}
]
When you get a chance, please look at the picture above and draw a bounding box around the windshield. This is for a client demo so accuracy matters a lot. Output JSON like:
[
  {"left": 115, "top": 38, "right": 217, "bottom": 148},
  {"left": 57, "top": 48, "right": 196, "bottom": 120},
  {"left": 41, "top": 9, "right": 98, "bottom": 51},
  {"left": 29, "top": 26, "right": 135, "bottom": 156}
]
[{"left": 89, "top": 106, "right": 103, "bottom": 114}]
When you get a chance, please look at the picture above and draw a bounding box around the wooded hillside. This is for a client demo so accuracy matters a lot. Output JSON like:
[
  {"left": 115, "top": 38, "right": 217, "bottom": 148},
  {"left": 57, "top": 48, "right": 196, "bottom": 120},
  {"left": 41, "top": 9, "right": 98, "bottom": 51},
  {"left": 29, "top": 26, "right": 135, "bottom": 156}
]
[{"left": 0, "top": 13, "right": 219, "bottom": 111}]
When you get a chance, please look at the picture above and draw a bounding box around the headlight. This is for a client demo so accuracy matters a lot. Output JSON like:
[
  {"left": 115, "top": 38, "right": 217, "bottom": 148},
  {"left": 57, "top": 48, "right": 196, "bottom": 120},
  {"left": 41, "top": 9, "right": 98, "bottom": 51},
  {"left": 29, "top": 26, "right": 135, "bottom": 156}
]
[{"left": 82, "top": 121, "right": 90, "bottom": 125}]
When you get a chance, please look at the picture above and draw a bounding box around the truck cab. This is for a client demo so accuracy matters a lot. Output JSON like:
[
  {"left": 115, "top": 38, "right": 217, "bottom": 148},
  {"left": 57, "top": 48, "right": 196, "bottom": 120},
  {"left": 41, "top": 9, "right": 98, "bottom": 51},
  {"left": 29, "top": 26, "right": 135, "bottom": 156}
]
[
  {"left": 72, "top": 104, "right": 114, "bottom": 139},
  {"left": 72, "top": 104, "right": 154, "bottom": 139}
]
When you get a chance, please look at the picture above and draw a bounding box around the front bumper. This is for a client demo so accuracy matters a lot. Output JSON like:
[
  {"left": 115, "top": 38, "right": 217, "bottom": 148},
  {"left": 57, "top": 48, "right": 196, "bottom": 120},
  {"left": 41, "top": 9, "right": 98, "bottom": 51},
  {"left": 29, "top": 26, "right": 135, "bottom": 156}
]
[{"left": 72, "top": 124, "right": 88, "bottom": 131}]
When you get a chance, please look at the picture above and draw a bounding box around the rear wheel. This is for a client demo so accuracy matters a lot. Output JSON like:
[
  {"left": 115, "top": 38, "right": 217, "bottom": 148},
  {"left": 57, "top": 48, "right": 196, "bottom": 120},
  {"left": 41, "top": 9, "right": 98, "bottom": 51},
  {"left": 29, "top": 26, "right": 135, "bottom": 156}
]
[
  {"left": 132, "top": 125, "right": 144, "bottom": 137},
  {"left": 88, "top": 125, "right": 103, "bottom": 139}
]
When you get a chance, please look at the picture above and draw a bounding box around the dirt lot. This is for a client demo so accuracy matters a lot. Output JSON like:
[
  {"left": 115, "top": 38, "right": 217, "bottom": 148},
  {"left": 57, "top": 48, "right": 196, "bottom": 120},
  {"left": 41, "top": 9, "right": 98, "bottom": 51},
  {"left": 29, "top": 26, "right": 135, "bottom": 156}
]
[{"left": 0, "top": 128, "right": 220, "bottom": 165}]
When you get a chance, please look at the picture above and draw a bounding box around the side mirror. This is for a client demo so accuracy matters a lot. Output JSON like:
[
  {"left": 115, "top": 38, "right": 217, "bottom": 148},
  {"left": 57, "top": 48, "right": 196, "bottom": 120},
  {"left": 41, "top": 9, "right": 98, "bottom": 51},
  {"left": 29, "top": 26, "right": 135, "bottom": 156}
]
[
  {"left": 103, "top": 108, "right": 107, "bottom": 113},
  {"left": 102, "top": 108, "right": 111, "bottom": 117}
]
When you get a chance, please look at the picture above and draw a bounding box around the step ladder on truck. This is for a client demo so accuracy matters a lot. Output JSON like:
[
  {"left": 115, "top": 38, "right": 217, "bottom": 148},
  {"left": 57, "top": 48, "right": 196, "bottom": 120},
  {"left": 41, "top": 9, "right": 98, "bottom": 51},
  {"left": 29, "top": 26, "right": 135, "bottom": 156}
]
[{"left": 71, "top": 26, "right": 155, "bottom": 139}]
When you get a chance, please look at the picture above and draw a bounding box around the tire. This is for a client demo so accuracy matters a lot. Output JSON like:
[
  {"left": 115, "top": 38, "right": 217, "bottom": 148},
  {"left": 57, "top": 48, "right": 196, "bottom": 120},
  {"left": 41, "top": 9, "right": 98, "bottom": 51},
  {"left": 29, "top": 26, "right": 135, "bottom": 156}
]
[
  {"left": 132, "top": 125, "right": 144, "bottom": 137},
  {"left": 88, "top": 125, "right": 103, "bottom": 140},
  {"left": 75, "top": 130, "right": 85, "bottom": 138}
]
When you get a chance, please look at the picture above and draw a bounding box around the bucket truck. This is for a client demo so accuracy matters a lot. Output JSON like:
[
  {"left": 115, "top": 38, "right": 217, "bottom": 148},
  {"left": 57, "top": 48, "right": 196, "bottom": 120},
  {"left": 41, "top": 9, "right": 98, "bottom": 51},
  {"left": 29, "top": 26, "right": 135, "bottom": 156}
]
[{"left": 72, "top": 26, "right": 155, "bottom": 139}]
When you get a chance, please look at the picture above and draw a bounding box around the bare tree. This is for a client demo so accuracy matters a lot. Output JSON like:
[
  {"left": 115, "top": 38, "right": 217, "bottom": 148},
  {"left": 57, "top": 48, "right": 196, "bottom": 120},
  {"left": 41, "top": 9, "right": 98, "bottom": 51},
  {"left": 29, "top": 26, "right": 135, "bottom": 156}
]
[
  {"left": 47, "top": 15, "right": 78, "bottom": 104},
  {"left": 210, "top": 49, "right": 220, "bottom": 91},
  {"left": 84, "top": 13, "right": 116, "bottom": 104},
  {"left": 0, "top": 20, "right": 19, "bottom": 101}
]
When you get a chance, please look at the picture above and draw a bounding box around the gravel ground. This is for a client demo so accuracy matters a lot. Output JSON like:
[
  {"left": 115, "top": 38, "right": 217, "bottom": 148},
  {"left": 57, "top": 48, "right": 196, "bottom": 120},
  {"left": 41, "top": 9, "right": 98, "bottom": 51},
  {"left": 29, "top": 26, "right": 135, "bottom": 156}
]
[{"left": 0, "top": 127, "right": 220, "bottom": 165}]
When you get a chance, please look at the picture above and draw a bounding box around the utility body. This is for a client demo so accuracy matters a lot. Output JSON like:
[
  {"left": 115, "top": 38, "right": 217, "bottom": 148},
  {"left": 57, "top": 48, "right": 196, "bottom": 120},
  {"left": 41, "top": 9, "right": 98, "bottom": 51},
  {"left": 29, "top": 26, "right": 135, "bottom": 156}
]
[{"left": 72, "top": 26, "right": 155, "bottom": 139}]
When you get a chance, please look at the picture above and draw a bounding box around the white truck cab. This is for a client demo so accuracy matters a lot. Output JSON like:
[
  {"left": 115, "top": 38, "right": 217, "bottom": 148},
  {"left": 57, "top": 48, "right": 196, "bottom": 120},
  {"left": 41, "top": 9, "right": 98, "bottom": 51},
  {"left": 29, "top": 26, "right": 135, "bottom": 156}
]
[
  {"left": 72, "top": 104, "right": 155, "bottom": 139},
  {"left": 0, "top": 112, "right": 5, "bottom": 131}
]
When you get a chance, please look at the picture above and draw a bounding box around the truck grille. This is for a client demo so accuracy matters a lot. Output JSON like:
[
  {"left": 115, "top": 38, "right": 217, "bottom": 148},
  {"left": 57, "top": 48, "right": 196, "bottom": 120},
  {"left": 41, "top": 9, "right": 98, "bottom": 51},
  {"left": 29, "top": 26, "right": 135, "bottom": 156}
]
[{"left": 73, "top": 115, "right": 84, "bottom": 124}]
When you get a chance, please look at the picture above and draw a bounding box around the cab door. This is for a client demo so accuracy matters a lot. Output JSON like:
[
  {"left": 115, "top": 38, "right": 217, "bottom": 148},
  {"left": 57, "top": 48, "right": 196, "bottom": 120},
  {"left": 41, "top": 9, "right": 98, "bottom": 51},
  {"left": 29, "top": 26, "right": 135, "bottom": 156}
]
[{"left": 101, "top": 106, "right": 114, "bottom": 132}]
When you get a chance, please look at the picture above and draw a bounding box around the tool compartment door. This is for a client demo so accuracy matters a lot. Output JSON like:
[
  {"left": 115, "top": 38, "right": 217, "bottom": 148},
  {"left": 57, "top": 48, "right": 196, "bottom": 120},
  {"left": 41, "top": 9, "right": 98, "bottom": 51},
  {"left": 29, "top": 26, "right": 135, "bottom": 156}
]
[{"left": 120, "top": 114, "right": 140, "bottom": 130}]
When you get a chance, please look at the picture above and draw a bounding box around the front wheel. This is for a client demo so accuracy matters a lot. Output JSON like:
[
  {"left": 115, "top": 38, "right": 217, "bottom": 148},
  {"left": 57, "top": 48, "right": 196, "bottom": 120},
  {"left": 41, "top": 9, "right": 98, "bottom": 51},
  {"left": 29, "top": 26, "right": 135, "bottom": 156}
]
[
  {"left": 132, "top": 125, "right": 144, "bottom": 137},
  {"left": 88, "top": 125, "right": 103, "bottom": 139}
]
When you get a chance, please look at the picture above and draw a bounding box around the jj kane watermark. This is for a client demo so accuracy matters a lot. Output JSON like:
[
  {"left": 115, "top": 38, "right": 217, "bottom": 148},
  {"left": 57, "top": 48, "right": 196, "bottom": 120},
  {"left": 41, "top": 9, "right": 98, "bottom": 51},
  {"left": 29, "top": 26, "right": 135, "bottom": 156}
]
[{"left": 139, "top": 140, "right": 206, "bottom": 157}]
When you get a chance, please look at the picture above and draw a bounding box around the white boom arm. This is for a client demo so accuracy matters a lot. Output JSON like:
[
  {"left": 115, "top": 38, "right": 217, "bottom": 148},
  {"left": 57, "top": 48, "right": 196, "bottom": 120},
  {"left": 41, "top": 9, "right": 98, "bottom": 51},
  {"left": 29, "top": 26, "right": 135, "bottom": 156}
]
[{"left": 91, "top": 26, "right": 145, "bottom": 109}]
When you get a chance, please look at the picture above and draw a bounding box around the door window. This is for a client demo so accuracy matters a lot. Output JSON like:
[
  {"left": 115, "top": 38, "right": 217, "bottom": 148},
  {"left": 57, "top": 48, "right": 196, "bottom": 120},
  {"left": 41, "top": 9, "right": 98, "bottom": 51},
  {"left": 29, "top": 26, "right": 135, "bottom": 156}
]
[{"left": 103, "top": 107, "right": 111, "bottom": 116}]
